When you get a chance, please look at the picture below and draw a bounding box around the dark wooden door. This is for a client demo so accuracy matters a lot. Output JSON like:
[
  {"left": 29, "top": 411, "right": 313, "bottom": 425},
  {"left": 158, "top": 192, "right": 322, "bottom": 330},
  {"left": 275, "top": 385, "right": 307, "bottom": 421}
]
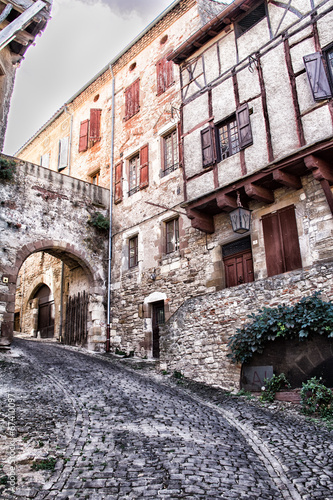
[
  {"left": 224, "top": 250, "right": 254, "bottom": 288},
  {"left": 35, "top": 284, "right": 54, "bottom": 338},
  {"left": 152, "top": 301, "right": 165, "bottom": 359}
]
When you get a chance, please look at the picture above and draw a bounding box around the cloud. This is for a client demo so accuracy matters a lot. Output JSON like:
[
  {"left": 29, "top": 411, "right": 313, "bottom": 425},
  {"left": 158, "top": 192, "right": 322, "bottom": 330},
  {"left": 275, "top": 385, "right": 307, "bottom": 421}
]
[{"left": 77, "top": 0, "right": 164, "bottom": 17}]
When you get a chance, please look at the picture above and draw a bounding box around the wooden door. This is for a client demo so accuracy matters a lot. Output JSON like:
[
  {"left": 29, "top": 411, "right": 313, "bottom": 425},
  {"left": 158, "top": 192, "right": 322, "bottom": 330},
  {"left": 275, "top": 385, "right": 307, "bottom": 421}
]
[
  {"left": 152, "top": 301, "right": 165, "bottom": 359},
  {"left": 224, "top": 250, "right": 254, "bottom": 288}
]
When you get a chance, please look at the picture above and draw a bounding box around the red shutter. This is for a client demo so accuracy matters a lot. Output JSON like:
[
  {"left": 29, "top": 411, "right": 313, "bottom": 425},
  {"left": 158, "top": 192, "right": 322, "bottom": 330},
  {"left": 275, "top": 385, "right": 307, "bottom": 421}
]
[
  {"left": 262, "top": 211, "right": 284, "bottom": 277},
  {"left": 125, "top": 79, "right": 140, "bottom": 120},
  {"left": 157, "top": 57, "right": 173, "bottom": 95},
  {"left": 79, "top": 120, "right": 89, "bottom": 152},
  {"left": 278, "top": 205, "right": 302, "bottom": 272},
  {"left": 157, "top": 59, "right": 164, "bottom": 95},
  {"left": 236, "top": 103, "right": 253, "bottom": 150},
  {"left": 201, "top": 126, "right": 215, "bottom": 168},
  {"left": 303, "top": 52, "right": 332, "bottom": 101},
  {"left": 262, "top": 205, "right": 302, "bottom": 277},
  {"left": 177, "top": 121, "right": 182, "bottom": 168},
  {"left": 114, "top": 161, "right": 123, "bottom": 203},
  {"left": 139, "top": 144, "right": 149, "bottom": 189},
  {"left": 89, "top": 109, "right": 101, "bottom": 141}
]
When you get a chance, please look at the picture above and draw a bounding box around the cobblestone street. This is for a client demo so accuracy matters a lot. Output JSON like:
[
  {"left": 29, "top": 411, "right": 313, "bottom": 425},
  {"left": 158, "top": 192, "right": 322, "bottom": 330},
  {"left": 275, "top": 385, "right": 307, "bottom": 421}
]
[{"left": 0, "top": 338, "right": 333, "bottom": 499}]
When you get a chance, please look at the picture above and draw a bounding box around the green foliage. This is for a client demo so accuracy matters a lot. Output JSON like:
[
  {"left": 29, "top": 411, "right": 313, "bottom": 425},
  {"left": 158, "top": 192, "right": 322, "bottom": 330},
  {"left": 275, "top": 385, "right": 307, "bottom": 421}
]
[
  {"left": 0, "top": 157, "right": 16, "bottom": 181},
  {"left": 173, "top": 370, "right": 184, "bottom": 380},
  {"left": 0, "top": 475, "right": 8, "bottom": 485},
  {"left": 236, "top": 389, "right": 254, "bottom": 400},
  {"left": 89, "top": 212, "right": 110, "bottom": 231},
  {"left": 300, "top": 377, "right": 333, "bottom": 417},
  {"left": 260, "top": 373, "right": 291, "bottom": 402},
  {"left": 227, "top": 293, "right": 333, "bottom": 364},
  {"left": 31, "top": 457, "right": 57, "bottom": 471}
]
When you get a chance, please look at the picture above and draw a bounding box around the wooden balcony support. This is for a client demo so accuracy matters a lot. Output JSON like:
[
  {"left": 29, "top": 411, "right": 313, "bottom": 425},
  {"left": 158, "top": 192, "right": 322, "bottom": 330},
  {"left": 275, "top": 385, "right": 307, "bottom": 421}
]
[
  {"left": 186, "top": 209, "right": 215, "bottom": 234},
  {"left": 216, "top": 193, "right": 238, "bottom": 211},
  {"left": 273, "top": 169, "right": 302, "bottom": 190},
  {"left": 244, "top": 183, "right": 274, "bottom": 204}
]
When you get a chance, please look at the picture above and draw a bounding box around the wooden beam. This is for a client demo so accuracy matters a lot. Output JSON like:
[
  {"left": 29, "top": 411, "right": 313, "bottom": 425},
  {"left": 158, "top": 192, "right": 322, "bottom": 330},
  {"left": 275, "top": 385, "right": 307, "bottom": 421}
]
[
  {"left": 304, "top": 154, "right": 333, "bottom": 183},
  {"left": 216, "top": 193, "right": 238, "bottom": 211},
  {"left": 245, "top": 183, "right": 274, "bottom": 203},
  {"left": 273, "top": 169, "right": 302, "bottom": 190},
  {"left": 186, "top": 209, "right": 215, "bottom": 234},
  {"left": 0, "top": 0, "right": 45, "bottom": 51}
]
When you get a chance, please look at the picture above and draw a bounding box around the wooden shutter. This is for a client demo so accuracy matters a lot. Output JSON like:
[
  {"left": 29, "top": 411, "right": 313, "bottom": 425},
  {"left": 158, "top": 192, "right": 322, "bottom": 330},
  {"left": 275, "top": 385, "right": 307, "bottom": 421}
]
[
  {"left": 157, "top": 57, "right": 173, "bottom": 95},
  {"left": 236, "top": 104, "right": 253, "bottom": 149},
  {"left": 262, "top": 205, "right": 302, "bottom": 277},
  {"left": 303, "top": 52, "right": 332, "bottom": 101},
  {"left": 89, "top": 109, "right": 101, "bottom": 141},
  {"left": 139, "top": 144, "right": 149, "bottom": 189},
  {"left": 40, "top": 153, "right": 50, "bottom": 169},
  {"left": 114, "top": 161, "right": 123, "bottom": 203},
  {"left": 58, "top": 137, "right": 69, "bottom": 170},
  {"left": 125, "top": 79, "right": 140, "bottom": 120},
  {"left": 79, "top": 119, "right": 89, "bottom": 152},
  {"left": 201, "top": 126, "right": 215, "bottom": 168}
]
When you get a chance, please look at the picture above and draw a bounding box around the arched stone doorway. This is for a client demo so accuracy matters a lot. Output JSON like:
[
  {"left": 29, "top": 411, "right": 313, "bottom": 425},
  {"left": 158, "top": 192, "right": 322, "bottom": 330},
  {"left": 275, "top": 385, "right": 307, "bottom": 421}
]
[{"left": 3, "top": 240, "right": 107, "bottom": 352}]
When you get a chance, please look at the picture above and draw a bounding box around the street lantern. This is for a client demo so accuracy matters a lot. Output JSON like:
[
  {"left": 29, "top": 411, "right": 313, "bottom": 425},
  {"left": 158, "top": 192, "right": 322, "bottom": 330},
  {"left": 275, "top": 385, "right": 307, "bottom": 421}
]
[{"left": 229, "top": 192, "right": 251, "bottom": 233}]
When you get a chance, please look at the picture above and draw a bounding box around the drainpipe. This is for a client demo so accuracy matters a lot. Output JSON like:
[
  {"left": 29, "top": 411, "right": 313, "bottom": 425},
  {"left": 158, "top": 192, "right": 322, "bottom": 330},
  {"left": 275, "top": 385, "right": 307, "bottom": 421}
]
[
  {"left": 59, "top": 261, "right": 64, "bottom": 342},
  {"left": 106, "top": 64, "right": 115, "bottom": 352},
  {"left": 64, "top": 105, "right": 73, "bottom": 175}
]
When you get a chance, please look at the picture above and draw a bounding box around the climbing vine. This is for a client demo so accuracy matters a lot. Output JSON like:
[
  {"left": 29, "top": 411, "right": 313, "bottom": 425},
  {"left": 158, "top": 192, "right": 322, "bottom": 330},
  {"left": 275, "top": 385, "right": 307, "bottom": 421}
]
[
  {"left": 227, "top": 293, "right": 333, "bottom": 364},
  {"left": 0, "top": 157, "right": 16, "bottom": 181},
  {"left": 88, "top": 212, "right": 110, "bottom": 232}
]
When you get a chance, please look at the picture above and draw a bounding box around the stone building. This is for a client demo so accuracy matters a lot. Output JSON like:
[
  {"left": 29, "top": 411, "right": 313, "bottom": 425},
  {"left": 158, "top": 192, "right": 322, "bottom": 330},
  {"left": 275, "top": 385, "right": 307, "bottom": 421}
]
[
  {"left": 0, "top": 0, "right": 52, "bottom": 150},
  {"left": 15, "top": 0, "right": 333, "bottom": 390}
]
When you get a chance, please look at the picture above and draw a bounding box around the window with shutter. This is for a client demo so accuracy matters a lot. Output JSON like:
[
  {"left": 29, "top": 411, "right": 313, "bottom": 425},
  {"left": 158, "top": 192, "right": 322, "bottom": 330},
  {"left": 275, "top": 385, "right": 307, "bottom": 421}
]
[
  {"left": 162, "top": 128, "right": 178, "bottom": 177},
  {"left": 303, "top": 52, "right": 332, "bottom": 101},
  {"left": 262, "top": 205, "right": 302, "bottom": 277},
  {"left": 40, "top": 153, "right": 50, "bottom": 169},
  {"left": 140, "top": 144, "right": 149, "bottom": 189},
  {"left": 114, "top": 161, "right": 123, "bottom": 203},
  {"left": 89, "top": 109, "right": 101, "bottom": 141},
  {"left": 79, "top": 119, "right": 89, "bottom": 152},
  {"left": 128, "top": 153, "right": 140, "bottom": 196},
  {"left": 201, "top": 126, "right": 215, "bottom": 168},
  {"left": 236, "top": 104, "right": 253, "bottom": 149},
  {"left": 156, "top": 56, "right": 173, "bottom": 95},
  {"left": 58, "top": 137, "right": 69, "bottom": 171},
  {"left": 125, "top": 79, "right": 140, "bottom": 120}
]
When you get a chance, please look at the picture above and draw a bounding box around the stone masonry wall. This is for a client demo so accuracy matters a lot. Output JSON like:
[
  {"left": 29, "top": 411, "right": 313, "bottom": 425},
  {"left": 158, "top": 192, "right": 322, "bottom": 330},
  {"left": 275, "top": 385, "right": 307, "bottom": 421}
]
[{"left": 159, "top": 262, "right": 333, "bottom": 391}]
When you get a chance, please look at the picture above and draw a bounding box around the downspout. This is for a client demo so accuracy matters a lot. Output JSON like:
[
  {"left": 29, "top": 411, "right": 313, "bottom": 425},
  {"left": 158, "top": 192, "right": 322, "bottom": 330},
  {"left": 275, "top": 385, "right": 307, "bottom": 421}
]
[
  {"left": 106, "top": 64, "right": 115, "bottom": 352},
  {"left": 59, "top": 261, "right": 64, "bottom": 342},
  {"left": 64, "top": 105, "right": 73, "bottom": 175}
]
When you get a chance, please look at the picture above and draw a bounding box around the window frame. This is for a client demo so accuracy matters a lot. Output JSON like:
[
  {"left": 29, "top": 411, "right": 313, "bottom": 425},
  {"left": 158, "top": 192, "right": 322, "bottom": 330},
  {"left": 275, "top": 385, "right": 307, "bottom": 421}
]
[
  {"left": 128, "top": 235, "right": 138, "bottom": 268},
  {"left": 165, "top": 218, "right": 179, "bottom": 254},
  {"left": 124, "top": 79, "right": 140, "bottom": 121},
  {"left": 161, "top": 128, "right": 179, "bottom": 177},
  {"left": 217, "top": 116, "right": 240, "bottom": 161},
  {"left": 128, "top": 153, "right": 140, "bottom": 196}
]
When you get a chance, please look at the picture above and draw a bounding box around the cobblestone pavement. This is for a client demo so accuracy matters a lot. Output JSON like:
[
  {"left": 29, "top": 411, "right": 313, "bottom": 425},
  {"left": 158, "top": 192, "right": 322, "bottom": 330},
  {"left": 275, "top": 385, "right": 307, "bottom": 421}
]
[{"left": 0, "top": 338, "right": 333, "bottom": 499}]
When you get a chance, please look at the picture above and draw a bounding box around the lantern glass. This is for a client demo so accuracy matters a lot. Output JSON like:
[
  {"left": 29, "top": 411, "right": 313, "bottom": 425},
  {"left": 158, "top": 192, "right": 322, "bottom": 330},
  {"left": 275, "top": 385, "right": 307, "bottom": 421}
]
[{"left": 230, "top": 207, "right": 251, "bottom": 233}]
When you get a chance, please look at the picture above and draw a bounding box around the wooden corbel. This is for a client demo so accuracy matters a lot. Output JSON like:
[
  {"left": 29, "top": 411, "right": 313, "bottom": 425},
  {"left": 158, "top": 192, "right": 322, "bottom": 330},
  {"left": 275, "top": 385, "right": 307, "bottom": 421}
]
[
  {"left": 244, "top": 183, "right": 274, "bottom": 204},
  {"left": 304, "top": 155, "right": 333, "bottom": 214},
  {"left": 216, "top": 193, "right": 238, "bottom": 211},
  {"left": 186, "top": 208, "right": 215, "bottom": 234},
  {"left": 273, "top": 169, "right": 302, "bottom": 190}
]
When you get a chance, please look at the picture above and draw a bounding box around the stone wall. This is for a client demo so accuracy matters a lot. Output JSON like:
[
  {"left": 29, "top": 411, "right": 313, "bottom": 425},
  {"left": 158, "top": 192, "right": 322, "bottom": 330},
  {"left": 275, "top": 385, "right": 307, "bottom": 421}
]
[
  {"left": 159, "top": 261, "right": 333, "bottom": 391},
  {"left": 0, "top": 156, "right": 109, "bottom": 349}
]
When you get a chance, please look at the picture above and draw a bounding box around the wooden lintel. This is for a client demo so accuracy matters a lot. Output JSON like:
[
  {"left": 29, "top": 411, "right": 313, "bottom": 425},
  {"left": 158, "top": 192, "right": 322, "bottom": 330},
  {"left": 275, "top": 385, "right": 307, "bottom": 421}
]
[
  {"left": 216, "top": 193, "right": 238, "bottom": 211},
  {"left": 304, "top": 154, "right": 333, "bottom": 183},
  {"left": 273, "top": 169, "right": 302, "bottom": 190},
  {"left": 244, "top": 183, "right": 274, "bottom": 204},
  {"left": 186, "top": 209, "right": 214, "bottom": 234}
]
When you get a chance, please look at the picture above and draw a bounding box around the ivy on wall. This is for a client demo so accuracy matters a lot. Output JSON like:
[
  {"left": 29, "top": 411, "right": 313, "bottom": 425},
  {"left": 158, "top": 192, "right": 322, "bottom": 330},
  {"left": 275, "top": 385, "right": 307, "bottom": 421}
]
[
  {"left": 227, "top": 293, "right": 333, "bottom": 364},
  {"left": 0, "top": 158, "right": 16, "bottom": 181}
]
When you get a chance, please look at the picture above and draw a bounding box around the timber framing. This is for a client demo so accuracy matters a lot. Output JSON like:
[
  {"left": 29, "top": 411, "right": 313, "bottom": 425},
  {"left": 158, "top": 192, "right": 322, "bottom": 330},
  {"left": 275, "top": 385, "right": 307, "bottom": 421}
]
[{"left": 182, "top": 138, "right": 333, "bottom": 233}]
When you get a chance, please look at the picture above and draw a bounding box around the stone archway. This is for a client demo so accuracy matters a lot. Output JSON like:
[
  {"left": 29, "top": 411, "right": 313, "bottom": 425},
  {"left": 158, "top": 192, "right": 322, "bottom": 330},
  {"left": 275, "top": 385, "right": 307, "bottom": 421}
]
[{"left": 2, "top": 240, "right": 107, "bottom": 351}]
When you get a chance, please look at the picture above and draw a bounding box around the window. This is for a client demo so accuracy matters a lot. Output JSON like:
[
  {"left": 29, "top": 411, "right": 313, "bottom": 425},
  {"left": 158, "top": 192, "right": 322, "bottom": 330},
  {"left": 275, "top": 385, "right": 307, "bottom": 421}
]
[
  {"left": 128, "top": 144, "right": 149, "bottom": 196},
  {"left": 326, "top": 46, "right": 333, "bottom": 84},
  {"left": 156, "top": 56, "right": 173, "bottom": 95},
  {"left": 262, "top": 205, "right": 302, "bottom": 277},
  {"left": 129, "top": 235, "right": 138, "bottom": 268},
  {"left": 125, "top": 79, "right": 140, "bottom": 120},
  {"left": 304, "top": 51, "right": 332, "bottom": 101},
  {"left": 201, "top": 104, "right": 252, "bottom": 168},
  {"left": 222, "top": 236, "right": 254, "bottom": 288},
  {"left": 235, "top": 2, "right": 266, "bottom": 38},
  {"left": 217, "top": 117, "right": 240, "bottom": 160},
  {"left": 58, "top": 137, "right": 69, "bottom": 171},
  {"left": 90, "top": 171, "right": 100, "bottom": 185},
  {"left": 166, "top": 218, "right": 179, "bottom": 254},
  {"left": 79, "top": 109, "right": 102, "bottom": 152},
  {"left": 162, "top": 128, "right": 178, "bottom": 176}
]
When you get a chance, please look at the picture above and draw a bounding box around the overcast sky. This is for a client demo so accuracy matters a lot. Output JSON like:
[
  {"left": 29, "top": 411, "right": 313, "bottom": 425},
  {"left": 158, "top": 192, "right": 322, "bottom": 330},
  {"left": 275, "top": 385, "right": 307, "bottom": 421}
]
[{"left": 3, "top": 0, "right": 174, "bottom": 154}]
